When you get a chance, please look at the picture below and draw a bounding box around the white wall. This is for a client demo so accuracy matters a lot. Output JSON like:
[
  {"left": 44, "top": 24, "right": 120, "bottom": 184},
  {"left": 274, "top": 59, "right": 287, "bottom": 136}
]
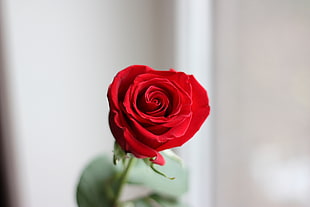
[
  {"left": 175, "top": 0, "right": 214, "bottom": 207},
  {"left": 214, "top": 1, "right": 310, "bottom": 207},
  {"left": 1, "top": 1, "right": 175, "bottom": 207}
]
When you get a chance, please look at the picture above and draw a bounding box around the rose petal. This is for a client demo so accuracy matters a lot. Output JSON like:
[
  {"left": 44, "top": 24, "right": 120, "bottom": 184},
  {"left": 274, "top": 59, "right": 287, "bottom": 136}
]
[
  {"left": 109, "top": 109, "right": 165, "bottom": 165},
  {"left": 156, "top": 75, "right": 210, "bottom": 151},
  {"left": 150, "top": 152, "right": 165, "bottom": 165},
  {"left": 127, "top": 114, "right": 192, "bottom": 148},
  {"left": 150, "top": 69, "right": 192, "bottom": 97},
  {"left": 138, "top": 86, "right": 169, "bottom": 117},
  {"left": 108, "top": 65, "right": 154, "bottom": 110},
  {"left": 123, "top": 75, "right": 191, "bottom": 126}
]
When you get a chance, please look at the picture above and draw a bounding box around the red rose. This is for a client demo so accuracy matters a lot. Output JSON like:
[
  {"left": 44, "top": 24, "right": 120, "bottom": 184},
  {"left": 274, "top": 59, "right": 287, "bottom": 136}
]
[{"left": 108, "top": 65, "right": 210, "bottom": 165}]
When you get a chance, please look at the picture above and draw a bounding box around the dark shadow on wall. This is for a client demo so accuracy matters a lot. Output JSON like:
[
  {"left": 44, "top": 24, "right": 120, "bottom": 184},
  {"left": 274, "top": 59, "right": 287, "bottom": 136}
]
[{"left": 0, "top": 1, "right": 12, "bottom": 206}]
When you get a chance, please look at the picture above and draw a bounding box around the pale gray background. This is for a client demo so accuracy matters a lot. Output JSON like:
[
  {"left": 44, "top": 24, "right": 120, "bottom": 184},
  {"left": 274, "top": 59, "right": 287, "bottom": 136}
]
[
  {"left": 1, "top": 0, "right": 310, "bottom": 207},
  {"left": 215, "top": 0, "right": 310, "bottom": 207},
  {"left": 1, "top": 1, "right": 177, "bottom": 207}
]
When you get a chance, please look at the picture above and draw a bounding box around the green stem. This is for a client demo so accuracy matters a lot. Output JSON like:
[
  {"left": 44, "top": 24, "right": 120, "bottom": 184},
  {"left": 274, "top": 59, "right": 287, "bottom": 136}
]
[{"left": 113, "top": 157, "right": 135, "bottom": 207}]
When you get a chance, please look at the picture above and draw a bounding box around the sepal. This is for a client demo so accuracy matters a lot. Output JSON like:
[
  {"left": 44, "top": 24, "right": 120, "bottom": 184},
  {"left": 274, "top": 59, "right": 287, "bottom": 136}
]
[
  {"left": 144, "top": 158, "right": 175, "bottom": 180},
  {"left": 113, "top": 141, "right": 127, "bottom": 165}
]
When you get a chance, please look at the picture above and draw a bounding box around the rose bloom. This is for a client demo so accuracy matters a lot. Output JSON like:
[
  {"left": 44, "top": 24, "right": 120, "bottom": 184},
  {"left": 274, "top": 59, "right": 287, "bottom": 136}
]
[{"left": 108, "top": 65, "right": 210, "bottom": 165}]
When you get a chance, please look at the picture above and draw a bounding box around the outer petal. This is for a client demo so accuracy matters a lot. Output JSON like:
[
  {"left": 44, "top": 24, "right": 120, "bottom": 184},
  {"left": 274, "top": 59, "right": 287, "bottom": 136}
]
[
  {"left": 123, "top": 127, "right": 166, "bottom": 165},
  {"left": 128, "top": 114, "right": 192, "bottom": 148},
  {"left": 150, "top": 69, "right": 192, "bottom": 95},
  {"left": 109, "top": 110, "right": 166, "bottom": 165},
  {"left": 107, "top": 65, "right": 153, "bottom": 110},
  {"left": 156, "top": 75, "right": 210, "bottom": 151}
]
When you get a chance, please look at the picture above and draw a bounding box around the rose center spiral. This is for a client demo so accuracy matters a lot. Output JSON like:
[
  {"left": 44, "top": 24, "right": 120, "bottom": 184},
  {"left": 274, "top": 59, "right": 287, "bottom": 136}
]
[{"left": 137, "top": 86, "right": 170, "bottom": 117}]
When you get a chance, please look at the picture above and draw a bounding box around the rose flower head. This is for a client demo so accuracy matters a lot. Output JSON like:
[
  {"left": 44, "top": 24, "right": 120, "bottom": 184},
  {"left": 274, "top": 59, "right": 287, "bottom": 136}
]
[{"left": 108, "top": 65, "right": 210, "bottom": 165}]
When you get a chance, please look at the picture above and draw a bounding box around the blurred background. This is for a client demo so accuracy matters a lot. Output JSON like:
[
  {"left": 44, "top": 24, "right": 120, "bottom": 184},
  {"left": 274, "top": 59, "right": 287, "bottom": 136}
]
[{"left": 0, "top": 0, "right": 309, "bottom": 207}]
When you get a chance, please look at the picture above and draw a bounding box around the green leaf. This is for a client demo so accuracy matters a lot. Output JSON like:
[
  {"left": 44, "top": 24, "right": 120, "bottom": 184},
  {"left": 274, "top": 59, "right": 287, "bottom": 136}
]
[
  {"left": 127, "top": 150, "right": 188, "bottom": 197},
  {"left": 121, "top": 197, "right": 155, "bottom": 207},
  {"left": 121, "top": 194, "right": 188, "bottom": 207},
  {"left": 149, "top": 194, "right": 188, "bottom": 207},
  {"left": 76, "top": 155, "right": 117, "bottom": 207},
  {"left": 76, "top": 151, "right": 188, "bottom": 207}
]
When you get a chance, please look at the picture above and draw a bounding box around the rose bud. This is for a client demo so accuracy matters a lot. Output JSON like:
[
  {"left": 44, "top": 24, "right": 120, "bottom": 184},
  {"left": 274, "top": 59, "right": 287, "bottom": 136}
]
[{"left": 108, "top": 65, "right": 210, "bottom": 165}]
